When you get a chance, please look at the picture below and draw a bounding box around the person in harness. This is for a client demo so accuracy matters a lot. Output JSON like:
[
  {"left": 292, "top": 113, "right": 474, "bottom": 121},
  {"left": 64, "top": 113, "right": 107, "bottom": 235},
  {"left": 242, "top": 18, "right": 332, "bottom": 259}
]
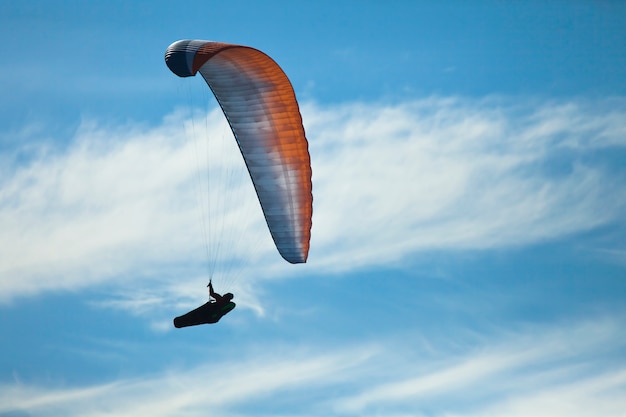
[
  {"left": 173, "top": 281, "right": 236, "bottom": 328},
  {"left": 207, "top": 280, "right": 234, "bottom": 306}
]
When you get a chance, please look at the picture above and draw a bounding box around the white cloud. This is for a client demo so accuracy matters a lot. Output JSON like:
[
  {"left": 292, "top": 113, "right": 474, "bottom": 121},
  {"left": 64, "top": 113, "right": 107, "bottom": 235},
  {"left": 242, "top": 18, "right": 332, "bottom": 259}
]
[
  {"left": 1, "top": 315, "right": 623, "bottom": 417},
  {"left": 0, "top": 345, "right": 377, "bottom": 417},
  {"left": 0, "top": 97, "right": 625, "bottom": 305},
  {"left": 333, "top": 317, "right": 625, "bottom": 414},
  {"left": 449, "top": 370, "right": 626, "bottom": 417},
  {"left": 304, "top": 97, "right": 626, "bottom": 271},
  {"left": 0, "top": 109, "right": 275, "bottom": 306}
]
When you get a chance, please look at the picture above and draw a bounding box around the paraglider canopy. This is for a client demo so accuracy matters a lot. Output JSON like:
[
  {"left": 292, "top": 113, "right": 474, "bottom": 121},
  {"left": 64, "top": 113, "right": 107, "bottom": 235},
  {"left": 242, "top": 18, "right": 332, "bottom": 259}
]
[{"left": 165, "top": 40, "right": 313, "bottom": 264}]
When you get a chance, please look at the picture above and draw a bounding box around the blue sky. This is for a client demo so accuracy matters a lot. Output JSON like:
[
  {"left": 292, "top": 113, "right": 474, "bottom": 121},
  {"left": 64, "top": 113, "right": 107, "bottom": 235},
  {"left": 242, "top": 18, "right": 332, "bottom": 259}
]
[{"left": 1, "top": 1, "right": 626, "bottom": 416}]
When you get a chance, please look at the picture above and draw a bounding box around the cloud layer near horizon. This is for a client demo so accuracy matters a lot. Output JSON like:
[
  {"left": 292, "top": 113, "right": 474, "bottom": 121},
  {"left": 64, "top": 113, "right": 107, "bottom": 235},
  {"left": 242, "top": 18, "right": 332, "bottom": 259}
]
[
  {"left": 1, "top": 96, "right": 625, "bottom": 305},
  {"left": 1, "top": 315, "right": 624, "bottom": 417}
]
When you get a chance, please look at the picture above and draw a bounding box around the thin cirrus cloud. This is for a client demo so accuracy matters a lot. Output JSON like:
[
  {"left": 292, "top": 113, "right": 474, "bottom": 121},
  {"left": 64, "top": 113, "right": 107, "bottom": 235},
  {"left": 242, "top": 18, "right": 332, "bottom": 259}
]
[
  {"left": 332, "top": 316, "right": 625, "bottom": 415},
  {"left": 0, "top": 96, "right": 624, "bottom": 304},
  {"left": 1, "top": 315, "right": 623, "bottom": 416},
  {"left": 305, "top": 97, "right": 626, "bottom": 270},
  {"left": 0, "top": 345, "right": 377, "bottom": 417}
]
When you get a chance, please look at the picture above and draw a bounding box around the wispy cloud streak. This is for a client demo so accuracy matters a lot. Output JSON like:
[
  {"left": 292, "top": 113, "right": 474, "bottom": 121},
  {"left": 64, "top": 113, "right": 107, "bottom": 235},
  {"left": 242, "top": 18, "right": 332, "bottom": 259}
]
[
  {"left": 305, "top": 97, "right": 626, "bottom": 270},
  {"left": 1, "top": 97, "right": 624, "bottom": 304},
  {"left": 1, "top": 316, "right": 623, "bottom": 417},
  {"left": 333, "top": 317, "right": 625, "bottom": 414},
  {"left": 0, "top": 346, "right": 377, "bottom": 417}
]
